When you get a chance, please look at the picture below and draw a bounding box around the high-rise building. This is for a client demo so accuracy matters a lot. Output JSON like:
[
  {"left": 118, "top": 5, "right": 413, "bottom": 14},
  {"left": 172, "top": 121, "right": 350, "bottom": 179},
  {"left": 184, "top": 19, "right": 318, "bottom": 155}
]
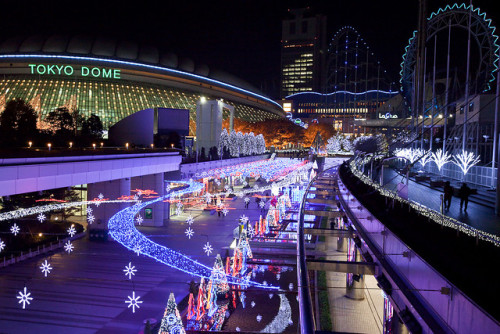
[{"left": 281, "top": 8, "right": 326, "bottom": 98}]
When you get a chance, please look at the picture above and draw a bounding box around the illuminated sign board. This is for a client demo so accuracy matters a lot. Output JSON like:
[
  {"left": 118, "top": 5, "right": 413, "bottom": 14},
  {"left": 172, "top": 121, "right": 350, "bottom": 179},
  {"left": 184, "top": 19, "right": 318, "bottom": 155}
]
[
  {"left": 29, "top": 64, "right": 121, "bottom": 79},
  {"left": 378, "top": 112, "right": 398, "bottom": 119}
]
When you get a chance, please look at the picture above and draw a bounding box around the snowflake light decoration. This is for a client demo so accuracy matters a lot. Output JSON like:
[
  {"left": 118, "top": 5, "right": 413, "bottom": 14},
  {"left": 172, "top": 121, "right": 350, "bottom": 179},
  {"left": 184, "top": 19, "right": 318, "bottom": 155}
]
[
  {"left": 37, "top": 213, "right": 46, "bottom": 223},
  {"left": 247, "top": 225, "right": 255, "bottom": 238},
  {"left": 240, "top": 215, "right": 249, "bottom": 224},
  {"left": 175, "top": 208, "right": 182, "bottom": 216},
  {"left": 98, "top": 193, "right": 104, "bottom": 200},
  {"left": 244, "top": 197, "right": 250, "bottom": 204},
  {"left": 176, "top": 202, "right": 183, "bottom": 209},
  {"left": 0, "top": 239, "right": 5, "bottom": 252},
  {"left": 222, "top": 208, "right": 229, "bottom": 216},
  {"left": 40, "top": 260, "right": 52, "bottom": 277},
  {"left": 166, "top": 184, "right": 171, "bottom": 192},
  {"left": 11, "top": 223, "right": 20, "bottom": 236},
  {"left": 136, "top": 215, "right": 143, "bottom": 225},
  {"left": 123, "top": 262, "right": 137, "bottom": 279},
  {"left": 125, "top": 291, "right": 143, "bottom": 313},
  {"left": 17, "top": 287, "right": 33, "bottom": 309},
  {"left": 67, "top": 226, "right": 76, "bottom": 237},
  {"left": 133, "top": 245, "right": 142, "bottom": 256},
  {"left": 185, "top": 227, "right": 194, "bottom": 239},
  {"left": 251, "top": 301, "right": 256, "bottom": 308},
  {"left": 203, "top": 242, "right": 213, "bottom": 256},
  {"left": 186, "top": 215, "right": 194, "bottom": 225},
  {"left": 64, "top": 241, "right": 74, "bottom": 254},
  {"left": 256, "top": 314, "right": 262, "bottom": 322},
  {"left": 87, "top": 207, "right": 93, "bottom": 214},
  {"left": 259, "top": 201, "right": 266, "bottom": 209},
  {"left": 87, "top": 214, "right": 95, "bottom": 224}
]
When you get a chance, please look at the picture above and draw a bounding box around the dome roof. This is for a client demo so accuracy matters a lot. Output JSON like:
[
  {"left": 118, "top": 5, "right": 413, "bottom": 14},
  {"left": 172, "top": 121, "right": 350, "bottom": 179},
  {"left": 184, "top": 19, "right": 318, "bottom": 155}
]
[{"left": 0, "top": 34, "right": 263, "bottom": 95}]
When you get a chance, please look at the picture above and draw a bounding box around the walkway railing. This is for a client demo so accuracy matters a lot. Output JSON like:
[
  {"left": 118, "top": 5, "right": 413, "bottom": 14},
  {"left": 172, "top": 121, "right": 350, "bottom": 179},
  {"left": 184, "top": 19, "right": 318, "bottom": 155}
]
[{"left": 297, "top": 165, "right": 338, "bottom": 334}]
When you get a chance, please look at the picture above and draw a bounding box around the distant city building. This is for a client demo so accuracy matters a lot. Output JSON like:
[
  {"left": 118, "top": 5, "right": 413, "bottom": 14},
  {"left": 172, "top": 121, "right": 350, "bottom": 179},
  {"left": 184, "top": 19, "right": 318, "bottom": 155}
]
[{"left": 280, "top": 8, "right": 327, "bottom": 98}]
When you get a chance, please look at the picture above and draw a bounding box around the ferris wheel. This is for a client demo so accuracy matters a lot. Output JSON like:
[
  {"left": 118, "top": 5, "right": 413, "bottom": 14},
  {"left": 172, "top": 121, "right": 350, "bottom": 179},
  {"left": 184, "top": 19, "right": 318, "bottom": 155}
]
[{"left": 400, "top": 3, "right": 499, "bottom": 106}]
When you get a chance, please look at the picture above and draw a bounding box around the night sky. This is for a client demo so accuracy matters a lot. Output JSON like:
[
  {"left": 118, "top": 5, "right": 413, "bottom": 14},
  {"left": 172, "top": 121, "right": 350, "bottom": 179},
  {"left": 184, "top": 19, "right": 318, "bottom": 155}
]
[{"left": 1, "top": 0, "right": 499, "bottom": 98}]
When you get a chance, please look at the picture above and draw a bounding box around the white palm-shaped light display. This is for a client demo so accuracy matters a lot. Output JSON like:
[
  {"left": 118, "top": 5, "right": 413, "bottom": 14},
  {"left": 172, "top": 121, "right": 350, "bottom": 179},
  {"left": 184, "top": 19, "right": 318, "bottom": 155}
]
[
  {"left": 452, "top": 150, "right": 480, "bottom": 179},
  {"left": 431, "top": 149, "right": 452, "bottom": 173},
  {"left": 407, "top": 148, "right": 424, "bottom": 164},
  {"left": 418, "top": 150, "right": 432, "bottom": 168}
]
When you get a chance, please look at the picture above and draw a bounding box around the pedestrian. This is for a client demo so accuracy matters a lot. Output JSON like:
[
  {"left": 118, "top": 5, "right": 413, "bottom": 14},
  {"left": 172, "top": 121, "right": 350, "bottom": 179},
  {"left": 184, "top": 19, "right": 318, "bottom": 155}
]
[
  {"left": 458, "top": 182, "right": 471, "bottom": 212},
  {"left": 244, "top": 199, "right": 249, "bottom": 209},
  {"left": 217, "top": 205, "right": 221, "bottom": 217},
  {"left": 256, "top": 197, "right": 260, "bottom": 208},
  {"left": 443, "top": 181, "right": 453, "bottom": 211}
]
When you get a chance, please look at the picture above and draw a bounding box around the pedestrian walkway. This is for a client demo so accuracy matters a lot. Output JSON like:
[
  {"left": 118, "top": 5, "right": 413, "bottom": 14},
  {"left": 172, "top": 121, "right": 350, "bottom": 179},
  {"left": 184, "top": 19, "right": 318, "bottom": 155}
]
[{"left": 382, "top": 168, "right": 500, "bottom": 236}]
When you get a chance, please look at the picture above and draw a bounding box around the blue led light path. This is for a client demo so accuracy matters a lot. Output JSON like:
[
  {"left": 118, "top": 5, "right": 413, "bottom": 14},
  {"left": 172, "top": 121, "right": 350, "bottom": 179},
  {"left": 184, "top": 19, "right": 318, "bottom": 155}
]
[{"left": 108, "top": 180, "right": 278, "bottom": 290}]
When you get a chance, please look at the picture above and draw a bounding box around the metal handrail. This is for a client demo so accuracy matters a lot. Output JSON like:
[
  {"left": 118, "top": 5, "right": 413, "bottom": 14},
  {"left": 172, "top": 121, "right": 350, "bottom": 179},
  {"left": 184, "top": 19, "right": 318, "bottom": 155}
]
[{"left": 297, "top": 164, "right": 338, "bottom": 333}]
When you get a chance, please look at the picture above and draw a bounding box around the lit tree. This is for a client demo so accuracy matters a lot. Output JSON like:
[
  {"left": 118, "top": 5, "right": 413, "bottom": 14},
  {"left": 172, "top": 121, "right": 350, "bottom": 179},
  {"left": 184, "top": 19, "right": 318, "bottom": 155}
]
[
  {"left": 418, "top": 150, "right": 432, "bottom": 168},
  {"left": 341, "top": 136, "right": 353, "bottom": 152},
  {"left": 236, "top": 132, "right": 244, "bottom": 156},
  {"left": 158, "top": 293, "right": 186, "bottom": 334},
  {"left": 256, "top": 134, "right": 266, "bottom": 153},
  {"left": 452, "top": 150, "right": 480, "bottom": 180},
  {"left": 219, "top": 128, "right": 229, "bottom": 157},
  {"left": 326, "top": 135, "right": 341, "bottom": 153},
  {"left": 431, "top": 149, "right": 452, "bottom": 174},
  {"left": 229, "top": 130, "right": 238, "bottom": 157}
]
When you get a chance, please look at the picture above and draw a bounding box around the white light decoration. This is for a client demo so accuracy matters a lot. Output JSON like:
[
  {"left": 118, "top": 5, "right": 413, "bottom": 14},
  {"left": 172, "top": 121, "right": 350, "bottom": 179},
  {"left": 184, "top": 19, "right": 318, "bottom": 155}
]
[
  {"left": 40, "top": 260, "right": 52, "bottom": 277},
  {"left": 175, "top": 208, "right": 182, "bottom": 216},
  {"left": 123, "top": 262, "right": 137, "bottom": 279},
  {"left": 136, "top": 215, "right": 143, "bottom": 225},
  {"left": 185, "top": 227, "right": 194, "bottom": 239},
  {"left": 240, "top": 215, "right": 249, "bottom": 224},
  {"left": 17, "top": 287, "right": 33, "bottom": 309},
  {"left": 64, "top": 241, "right": 74, "bottom": 254},
  {"left": 259, "top": 201, "right": 266, "bottom": 209},
  {"left": 133, "top": 245, "right": 142, "bottom": 256},
  {"left": 257, "top": 314, "right": 263, "bottom": 322},
  {"left": 203, "top": 242, "right": 213, "bottom": 256},
  {"left": 98, "top": 193, "right": 104, "bottom": 200},
  {"left": 0, "top": 239, "right": 6, "bottom": 252},
  {"left": 37, "top": 213, "right": 46, "bottom": 223},
  {"left": 431, "top": 149, "right": 452, "bottom": 173},
  {"left": 452, "top": 150, "right": 481, "bottom": 178},
  {"left": 125, "top": 291, "right": 143, "bottom": 313},
  {"left": 0, "top": 199, "right": 137, "bottom": 223},
  {"left": 247, "top": 225, "right": 255, "bottom": 238},
  {"left": 10, "top": 223, "right": 20, "bottom": 236},
  {"left": 347, "top": 160, "right": 500, "bottom": 246},
  {"left": 222, "top": 208, "right": 229, "bottom": 216},
  {"left": 419, "top": 150, "right": 433, "bottom": 167},
  {"left": 289, "top": 283, "right": 294, "bottom": 291},
  {"left": 87, "top": 214, "right": 95, "bottom": 224},
  {"left": 251, "top": 301, "right": 256, "bottom": 308},
  {"left": 87, "top": 207, "right": 93, "bottom": 214},
  {"left": 259, "top": 294, "right": 293, "bottom": 333},
  {"left": 244, "top": 197, "right": 250, "bottom": 204},
  {"left": 186, "top": 215, "right": 194, "bottom": 225},
  {"left": 269, "top": 293, "right": 274, "bottom": 299},
  {"left": 67, "top": 226, "right": 76, "bottom": 237}
]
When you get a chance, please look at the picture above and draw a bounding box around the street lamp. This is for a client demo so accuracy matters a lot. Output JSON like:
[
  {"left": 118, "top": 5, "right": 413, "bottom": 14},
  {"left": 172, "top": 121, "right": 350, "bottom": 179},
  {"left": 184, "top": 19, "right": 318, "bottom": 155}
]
[
  {"left": 69, "top": 142, "right": 73, "bottom": 148},
  {"left": 28, "top": 141, "right": 32, "bottom": 148},
  {"left": 47, "top": 143, "right": 52, "bottom": 151},
  {"left": 92, "top": 143, "right": 96, "bottom": 149},
  {"left": 125, "top": 143, "right": 129, "bottom": 149}
]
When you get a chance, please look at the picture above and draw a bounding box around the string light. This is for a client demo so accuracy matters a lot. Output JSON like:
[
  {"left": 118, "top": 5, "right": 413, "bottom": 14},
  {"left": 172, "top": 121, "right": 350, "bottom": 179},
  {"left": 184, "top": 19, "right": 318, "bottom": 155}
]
[{"left": 107, "top": 181, "right": 278, "bottom": 289}]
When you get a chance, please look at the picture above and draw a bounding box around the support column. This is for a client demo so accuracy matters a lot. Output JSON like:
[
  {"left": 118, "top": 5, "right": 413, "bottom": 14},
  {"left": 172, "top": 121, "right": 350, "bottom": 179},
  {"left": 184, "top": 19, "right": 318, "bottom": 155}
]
[
  {"left": 345, "top": 246, "right": 365, "bottom": 300},
  {"left": 87, "top": 178, "right": 131, "bottom": 239},
  {"left": 164, "top": 170, "right": 182, "bottom": 222},
  {"left": 131, "top": 173, "right": 164, "bottom": 226}
]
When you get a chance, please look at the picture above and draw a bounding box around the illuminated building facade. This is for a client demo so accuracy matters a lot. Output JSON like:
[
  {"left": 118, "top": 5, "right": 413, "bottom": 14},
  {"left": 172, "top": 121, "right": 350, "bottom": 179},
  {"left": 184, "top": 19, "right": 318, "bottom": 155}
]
[
  {"left": 0, "top": 36, "right": 283, "bottom": 134},
  {"left": 282, "top": 90, "right": 400, "bottom": 133},
  {"left": 281, "top": 8, "right": 326, "bottom": 98}
]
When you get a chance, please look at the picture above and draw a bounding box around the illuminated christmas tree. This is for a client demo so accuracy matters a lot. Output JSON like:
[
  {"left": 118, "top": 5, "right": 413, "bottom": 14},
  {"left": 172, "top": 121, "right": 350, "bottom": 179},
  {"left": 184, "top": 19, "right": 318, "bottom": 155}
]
[{"left": 158, "top": 293, "right": 186, "bottom": 334}]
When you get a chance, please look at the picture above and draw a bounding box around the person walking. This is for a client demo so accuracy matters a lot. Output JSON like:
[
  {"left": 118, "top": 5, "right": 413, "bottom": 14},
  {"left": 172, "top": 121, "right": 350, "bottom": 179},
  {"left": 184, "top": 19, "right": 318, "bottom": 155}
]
[
  {"left": 458, "top": 183, "right": 471, "bottom": 212},
  {"left": 443, "top": 181, "right": 453, "bottom": 211}
]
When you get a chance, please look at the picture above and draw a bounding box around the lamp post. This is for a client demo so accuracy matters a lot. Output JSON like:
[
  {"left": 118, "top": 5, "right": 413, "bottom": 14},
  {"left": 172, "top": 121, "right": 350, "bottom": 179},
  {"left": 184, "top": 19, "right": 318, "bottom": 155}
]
[
  {"left": 47, "top": 143, "right": 52, "bottom": 151},
  {"left": 28, "top": 141, "right": 32, "bottom": 148}
]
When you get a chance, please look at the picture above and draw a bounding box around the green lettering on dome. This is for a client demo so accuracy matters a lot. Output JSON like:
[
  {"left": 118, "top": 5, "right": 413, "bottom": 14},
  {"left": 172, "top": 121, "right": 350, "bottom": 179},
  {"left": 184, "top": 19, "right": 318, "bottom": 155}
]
[{"left": 27, "top": 64, "right": 120, "bottom": 80}]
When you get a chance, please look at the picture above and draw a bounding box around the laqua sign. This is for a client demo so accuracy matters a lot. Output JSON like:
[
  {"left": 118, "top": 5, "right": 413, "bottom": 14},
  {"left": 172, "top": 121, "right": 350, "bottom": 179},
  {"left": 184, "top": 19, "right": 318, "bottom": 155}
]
[
  {"left": 379, "top": 112, "right": 398, "bottom": 120},
  {"left": 28, "top": 64, "right": 121, "bottom": 79}
]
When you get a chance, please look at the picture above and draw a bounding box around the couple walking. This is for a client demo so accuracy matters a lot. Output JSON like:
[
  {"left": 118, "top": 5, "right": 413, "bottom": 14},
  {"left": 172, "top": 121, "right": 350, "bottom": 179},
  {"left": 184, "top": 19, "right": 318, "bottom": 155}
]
[{"left": 443, "top": 182, "right": 471, "bottom": 212}]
